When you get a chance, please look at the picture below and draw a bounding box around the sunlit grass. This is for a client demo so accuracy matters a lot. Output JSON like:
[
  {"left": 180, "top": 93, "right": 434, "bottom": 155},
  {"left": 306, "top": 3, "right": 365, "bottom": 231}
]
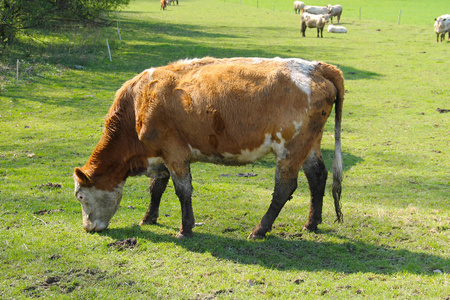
[{"left": 0, "top": 0, "right": 449, "bottom": 298}]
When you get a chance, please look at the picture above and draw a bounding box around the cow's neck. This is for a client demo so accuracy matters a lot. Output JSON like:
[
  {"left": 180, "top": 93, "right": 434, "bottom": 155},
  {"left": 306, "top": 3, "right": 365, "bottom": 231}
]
[{"left": 84, "top": 96, "right": 147, "bottom": 190}]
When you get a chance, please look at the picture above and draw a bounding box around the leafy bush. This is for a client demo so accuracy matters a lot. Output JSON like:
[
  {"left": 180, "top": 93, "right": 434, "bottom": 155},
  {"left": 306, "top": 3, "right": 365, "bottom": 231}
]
[{"left": 0, "top": 0, "right": 130, "bottom": 46}]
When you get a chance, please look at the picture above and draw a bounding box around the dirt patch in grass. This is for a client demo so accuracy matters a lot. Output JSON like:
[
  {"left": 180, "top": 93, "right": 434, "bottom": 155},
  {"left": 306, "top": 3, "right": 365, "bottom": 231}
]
[
  {"left": 23, "top": 267, "right": 108, "bottom": 296},
  {"left": 107, "top": 238, "right": 139, "bottom": 251},
  {"left": 38, "top": 182, "right": 63, "bottom": 190},
  {"left": 34, "top": 208, "right": 64, "bottom": 215}
]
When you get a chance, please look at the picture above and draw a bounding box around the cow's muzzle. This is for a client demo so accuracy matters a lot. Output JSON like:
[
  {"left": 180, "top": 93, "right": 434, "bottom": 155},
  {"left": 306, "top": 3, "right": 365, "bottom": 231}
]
[{"left": 83, "top": 219, "right": 109, "bottom": 232}]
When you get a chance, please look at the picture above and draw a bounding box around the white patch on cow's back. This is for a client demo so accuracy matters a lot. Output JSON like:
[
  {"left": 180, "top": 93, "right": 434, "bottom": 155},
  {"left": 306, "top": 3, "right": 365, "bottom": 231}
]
[
  {"left": 250, "top": 58, "right": 264, "bottom": 64},
  {"left": 224, "top": 57, "right": 317, "bottom": 102},
  {"left": 285, "top": 59, "right": 317, "bottom": 104},
  {"left": 145, "top": 68, "right": 155, "bottom": 80}
]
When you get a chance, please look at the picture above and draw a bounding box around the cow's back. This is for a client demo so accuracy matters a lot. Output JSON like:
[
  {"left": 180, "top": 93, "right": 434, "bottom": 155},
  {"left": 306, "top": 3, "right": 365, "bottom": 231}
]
[{"left": 135, "top": 58, "right": 337, "bottom": 164}]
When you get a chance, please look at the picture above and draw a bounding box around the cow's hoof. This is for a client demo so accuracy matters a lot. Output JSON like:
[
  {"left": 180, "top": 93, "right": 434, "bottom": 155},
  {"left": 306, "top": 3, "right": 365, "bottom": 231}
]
[
  {"left": 176, "top": 232, "right": 193, "bottom": 239},
  {"left": 139, "top": 218, "right": 157, "bottom": 226},
  {"left": 302, "top": 223, "right": 318, "bottom": 232},
  {"left": 247, "top": 232, "right": 265, "bottom": 239}
]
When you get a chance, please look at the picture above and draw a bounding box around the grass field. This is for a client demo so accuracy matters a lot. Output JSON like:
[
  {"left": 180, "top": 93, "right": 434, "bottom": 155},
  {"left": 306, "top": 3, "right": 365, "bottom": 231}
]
[{"left": 0, "top": 0, "right": 449, "bottom": 298}]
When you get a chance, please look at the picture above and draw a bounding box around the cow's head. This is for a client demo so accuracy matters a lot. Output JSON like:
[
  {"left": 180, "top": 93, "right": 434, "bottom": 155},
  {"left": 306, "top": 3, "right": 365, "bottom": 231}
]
[{"left": 73, "top": 168, "right": 124, "bottom": 232}]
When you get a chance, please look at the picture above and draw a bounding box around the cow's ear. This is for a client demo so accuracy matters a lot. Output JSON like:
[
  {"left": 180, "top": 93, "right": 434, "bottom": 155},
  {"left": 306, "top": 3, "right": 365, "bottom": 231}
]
[{"left": 74, "top": 167, "right": 92, "bottom": 184}]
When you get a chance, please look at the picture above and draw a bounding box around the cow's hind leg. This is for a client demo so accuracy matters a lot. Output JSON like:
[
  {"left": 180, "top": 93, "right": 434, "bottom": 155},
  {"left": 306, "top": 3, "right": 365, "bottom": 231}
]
[
  {"left": 170, "top": 166, "right": 195, "bottom": 238},
  {"left": 302, "top": 147, "right": 328, "bottom": 232},
  {"left": 140, "top": 175, "right": 170, "bottom": 225},
  {"left": 248, "top": 161, "right": 300, "bottom": 239}
]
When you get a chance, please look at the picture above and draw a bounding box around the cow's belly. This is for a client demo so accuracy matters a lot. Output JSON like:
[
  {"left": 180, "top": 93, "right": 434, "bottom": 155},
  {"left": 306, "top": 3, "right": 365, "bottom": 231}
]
[{"left": 189, "top": 133, "right": 288, "bottom": 165}]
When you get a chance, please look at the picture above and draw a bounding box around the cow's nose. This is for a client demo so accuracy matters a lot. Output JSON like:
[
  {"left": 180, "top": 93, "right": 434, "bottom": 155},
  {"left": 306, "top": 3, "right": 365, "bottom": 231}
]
[
  {"left": 83, "top": 220, "right": 108, "bottom": 232},
  {"left": 93, "top": 221, "right": 108, "bottom": 232}
]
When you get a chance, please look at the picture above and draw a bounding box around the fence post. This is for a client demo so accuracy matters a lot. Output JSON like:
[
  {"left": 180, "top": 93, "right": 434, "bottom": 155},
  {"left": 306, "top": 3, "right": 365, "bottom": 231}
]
[
  {"left": 117, "top": 15, "right": 122, "bottom": 41},
  {"left": 16, "top": 59, "right": 19, "bottom": 86},
  {"left": 106, "top": 39, "right": 112, "bottom": 62},
  {"left": 398, "top": 10, "right": 401, "bottom": 25},
  {"left": 359, "top": 7, "right": 361, "bottom": 20}
]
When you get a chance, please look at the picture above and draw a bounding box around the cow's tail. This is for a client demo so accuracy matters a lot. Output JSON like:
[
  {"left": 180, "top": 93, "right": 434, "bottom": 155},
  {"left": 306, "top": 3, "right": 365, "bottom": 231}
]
[{"left": 319, "top": 62, "right": 344, "bottom": 223}]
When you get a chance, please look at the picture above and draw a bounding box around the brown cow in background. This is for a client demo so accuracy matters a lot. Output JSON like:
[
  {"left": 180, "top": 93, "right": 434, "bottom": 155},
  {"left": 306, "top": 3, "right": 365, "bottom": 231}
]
[{"left": 73, "top": 57, "right": 344, "bottom": 239}]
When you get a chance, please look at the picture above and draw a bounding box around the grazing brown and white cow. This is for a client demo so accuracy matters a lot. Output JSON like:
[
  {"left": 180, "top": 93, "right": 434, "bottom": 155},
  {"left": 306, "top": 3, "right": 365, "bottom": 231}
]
[{"left": 73, "top": 57, "right": 344, "bottom": 239}]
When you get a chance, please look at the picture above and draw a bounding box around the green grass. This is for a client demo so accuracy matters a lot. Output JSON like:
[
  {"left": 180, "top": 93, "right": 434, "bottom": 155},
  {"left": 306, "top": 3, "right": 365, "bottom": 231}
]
[{"left": 1, "top": 0, "right": 449, "bottom": 298}]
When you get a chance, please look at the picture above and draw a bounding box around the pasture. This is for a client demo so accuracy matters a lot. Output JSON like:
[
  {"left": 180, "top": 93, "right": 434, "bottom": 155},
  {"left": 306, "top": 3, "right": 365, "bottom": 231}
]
[{"left": 0, "top": 0, "right": 449, "bottom": 298}]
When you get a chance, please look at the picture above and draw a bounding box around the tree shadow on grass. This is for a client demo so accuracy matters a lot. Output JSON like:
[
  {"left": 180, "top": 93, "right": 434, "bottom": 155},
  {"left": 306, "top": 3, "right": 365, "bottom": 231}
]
[
  {"left": 101, "top": 226, "right": 448, "bottom": 275},
  {"left": 338, "top": 65, "right": 383, "bottom": 80}
]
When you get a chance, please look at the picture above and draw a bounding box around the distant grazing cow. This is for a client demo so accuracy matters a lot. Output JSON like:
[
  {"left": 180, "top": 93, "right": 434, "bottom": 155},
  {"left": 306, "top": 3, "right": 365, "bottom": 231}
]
[
  {"left": 73, "top": 57, "right": 344, "bottom": 239},
  {"left": 294, "top": 1, "right": 305, "bottom": 14},
  {"left": 301, "top": 12, "right": 330, "bottom": 37},
  {"left": 303, "top": 5, "right": 330, "bottom": 15},
  {"left": 327, "top": 4, "right": 343, "bottom": 23},
  {"left": 160, "top": 0, "right": 167, "bottom": 10},
  {"left": 434, "top": 14, "right": 450, "bottom": 42},
  {"left": 167, "top": 0, "right": 178, "bottom": 5},
  {"left": 327, "top": 24, "right": 347, "bottom": 33}
]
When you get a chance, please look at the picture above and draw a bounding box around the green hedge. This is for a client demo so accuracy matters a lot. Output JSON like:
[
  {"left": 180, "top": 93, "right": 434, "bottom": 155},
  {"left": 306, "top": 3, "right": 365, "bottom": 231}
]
[{"left": 0, "top": 0, "right": 130, "bottom": 46}]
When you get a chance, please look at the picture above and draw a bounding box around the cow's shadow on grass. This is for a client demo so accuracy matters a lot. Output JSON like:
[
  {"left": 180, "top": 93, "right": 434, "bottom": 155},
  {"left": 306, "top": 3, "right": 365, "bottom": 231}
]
[
  {"left": 101, "top": 226, "right": 448, "bottom": 275},
  {"left": 251, "top": 150, "right": 363, "bottom": 172}
]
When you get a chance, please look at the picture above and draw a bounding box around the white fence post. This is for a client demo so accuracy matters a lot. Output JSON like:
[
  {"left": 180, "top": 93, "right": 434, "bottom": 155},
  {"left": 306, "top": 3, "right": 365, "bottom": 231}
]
[
  {"left": 117, "top": 16, "right": 122, "bottom": 41},
  {"left": 106, "top": 39, "right": 112, "bottom": 62},
  {"left": 16, "top": 59, "right": 19, "bottom": 86}
]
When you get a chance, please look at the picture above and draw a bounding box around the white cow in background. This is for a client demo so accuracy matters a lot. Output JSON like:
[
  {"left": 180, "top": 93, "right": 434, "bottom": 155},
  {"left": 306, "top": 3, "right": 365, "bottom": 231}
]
[
  {"left": 434, "top": 14, "right": 450, "bottom": 42},
  {"left": 303, "top": 5, "right": 330, "bottom": 15},
  {"left": 294, "top": 1, "right": 305, "bottom": 14},
  {"left": 327, "top": 25, "right": 347, "bottom": 33},
  {"left": 328, "top": 4, "right": 343, "bottom": 24},
  {"left": 301, "top": 12, "right": 330, "bottom": 38}
]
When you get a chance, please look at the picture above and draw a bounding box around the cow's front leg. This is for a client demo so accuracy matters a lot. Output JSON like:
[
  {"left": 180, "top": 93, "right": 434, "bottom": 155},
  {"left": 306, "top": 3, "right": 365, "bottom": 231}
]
[
  {"left": 248, "top": 163, "right": 299, "bottom": 239},
  {"left": 140, "top": 175, "right": 170, "bottom": 225},
  {"left": 302, "top": 149, "right": 327, "bottom": 232},
  {"left": 170, "top": 167, "right": 195, "bottom": 238}
]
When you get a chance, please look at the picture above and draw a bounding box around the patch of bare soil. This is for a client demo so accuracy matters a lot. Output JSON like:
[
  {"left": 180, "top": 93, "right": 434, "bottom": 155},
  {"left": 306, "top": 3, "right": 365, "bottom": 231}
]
[
  {"left": 107, "top": 238, "right": 139, "bottom": 251},
  {"left": 23, "top": 267, "right": 107, "bottom": 295},
  {"left": 39, "top": 182, "right": 63, "bottom": 190},
  {"left": 193, "top": 288, "right": 234, "bottom": 300},
  {"left": 436, "top": 108, "right": 449, "bottom": 113},
  {"left": 220, "top": 173, "right": 258, "bottom": 177},
  {"left": 276, "top": 232, "right": 303, "bottom": 239},
  {"left": 34, "top": 208, "right": 64, "bottom": 215}
]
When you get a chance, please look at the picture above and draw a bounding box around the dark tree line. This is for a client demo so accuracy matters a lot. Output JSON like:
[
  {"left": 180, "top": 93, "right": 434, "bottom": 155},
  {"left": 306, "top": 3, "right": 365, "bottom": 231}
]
[{"left": 0, "top": 0, "right": 130, "bottom": 46}]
